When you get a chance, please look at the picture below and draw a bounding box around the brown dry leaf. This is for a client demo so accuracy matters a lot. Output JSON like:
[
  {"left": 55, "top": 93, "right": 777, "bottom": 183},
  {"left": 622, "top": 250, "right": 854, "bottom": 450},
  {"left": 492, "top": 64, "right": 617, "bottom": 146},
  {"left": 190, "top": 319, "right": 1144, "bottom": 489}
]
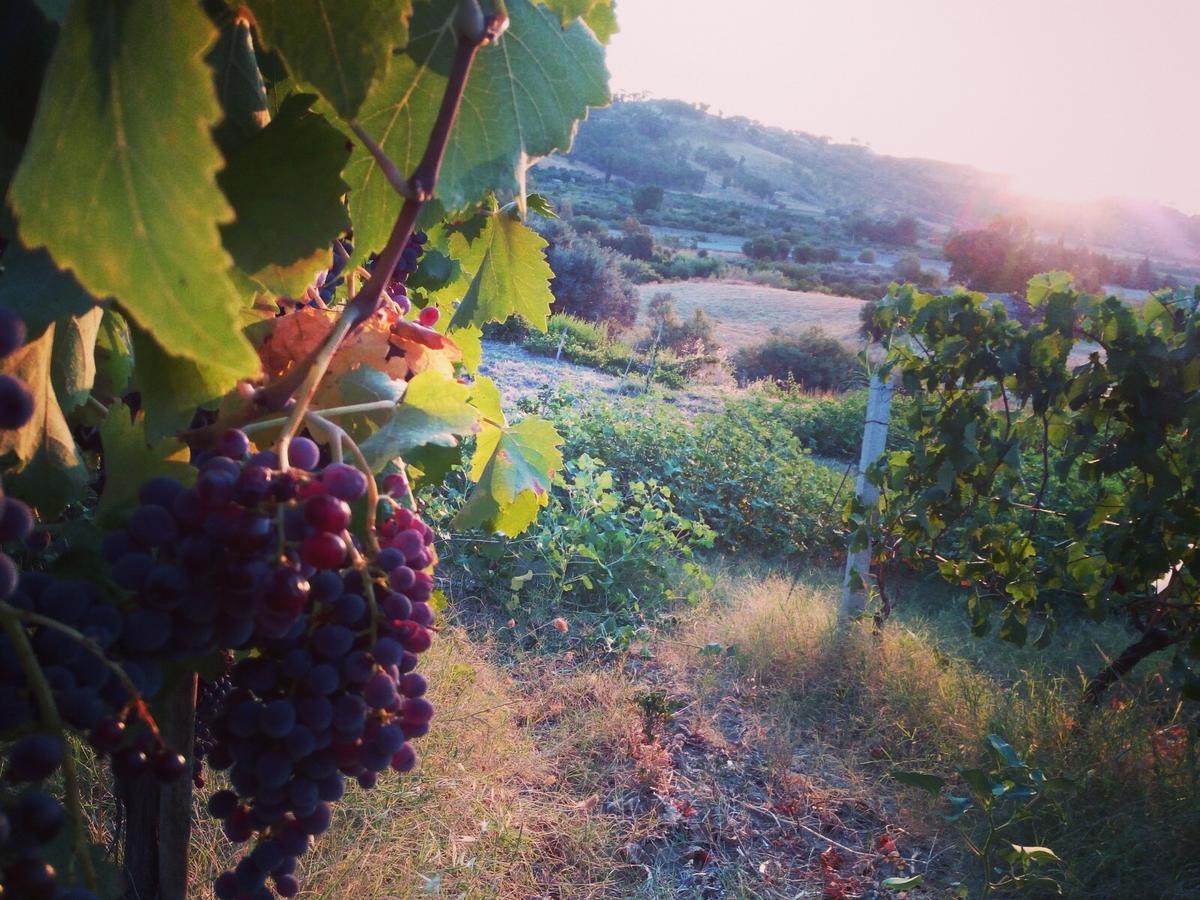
[{"left": 257, "top": 307, "right": 463, "bottom": 409}]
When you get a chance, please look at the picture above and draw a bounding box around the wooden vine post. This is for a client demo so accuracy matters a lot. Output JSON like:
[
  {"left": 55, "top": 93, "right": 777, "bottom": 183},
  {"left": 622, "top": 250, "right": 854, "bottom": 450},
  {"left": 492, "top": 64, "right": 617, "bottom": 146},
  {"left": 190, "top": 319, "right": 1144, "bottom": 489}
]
[{"left": 840, "top": 371, "right": 894, "bottom": 622}]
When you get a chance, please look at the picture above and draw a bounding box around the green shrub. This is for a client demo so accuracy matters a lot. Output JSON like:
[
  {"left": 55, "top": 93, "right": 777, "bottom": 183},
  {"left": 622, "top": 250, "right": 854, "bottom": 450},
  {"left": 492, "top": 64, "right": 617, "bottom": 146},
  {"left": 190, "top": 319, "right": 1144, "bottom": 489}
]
[
  {"left": 539, "top": 221, "right": 640, "bottom": 329},
  {"left": 523, "top": 314, "right": 702, "bottom": 388},
  {"left": 646, "top": 292, "right": 718, "bottom": 355},
  {"left": 439, "top": 454, "right": 714, "bottom": 644},
  {"left": 663, "top": 254, "right": 725, "bottom": 280},
  {"left": 618, "top": 256, "right": 660, "bottom": 283},
  {"left": 543, "top": 391, "right": 849, "bottom": 558},
  {"left": 733, "top": 329, "right": 862, "bottom": 391}
]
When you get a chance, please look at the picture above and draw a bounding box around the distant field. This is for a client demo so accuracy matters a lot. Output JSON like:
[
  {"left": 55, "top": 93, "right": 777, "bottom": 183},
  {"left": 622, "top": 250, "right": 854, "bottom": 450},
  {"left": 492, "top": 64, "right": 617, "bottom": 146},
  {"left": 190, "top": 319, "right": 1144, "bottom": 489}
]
[{"left": 635, "top": 281, "right": 868, "bottom": 349}]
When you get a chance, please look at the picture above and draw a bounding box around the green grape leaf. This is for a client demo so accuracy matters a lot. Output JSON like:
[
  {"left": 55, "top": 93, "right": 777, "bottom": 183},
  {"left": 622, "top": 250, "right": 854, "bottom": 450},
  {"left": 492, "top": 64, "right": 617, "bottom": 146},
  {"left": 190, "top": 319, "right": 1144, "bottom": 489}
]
[
  {"left": 206, "top": 10, "right": 271, "bottom": 150},
  {"left": 525, "top": 193, "right": 559, "bottom": 218},
  {"left": 890, "top": 770, "right": 947, "bottom": 796},
  {"left": 583, "top": 1, "right": 618, "bottom": 43},
  {"left": 359, "top": 369, "right": 480, "bottom": 471},
  {"left": 96, "top": 400, "right": 196, "bottom": 527},
  {"left": 469, "top": 375, "right": 506, "bottom": 426},
  {"left": 0, "top": 322, "right": 87, "bottom": 516},
  {"left": 50, "top": 307, "right": 104, "bottom": 413},
  {"left": 218, "top": 94, "right": 351, "bottom": 295},
  {"left": 1026, "top": 271, "right": 1074, "bottom": 308},
  {"left": 130, "top": 324, "right": 240, "bottom": 444},
  {"left": 347, "top": 0, "right": 609, "bottom": 256},
  {"left": 8, "top": 0, "right": 260, "bottom": 382},
  {"left": 246, "top": 0, "right": 412, "bottom": 120},
  {"left": 449, "top": 324, "right": 482, "bottom": 372},
  {"left": 534, "top": 0, "right": 617, "bottom": 41},
  {"left": 453, "top": 415, "right": 562, "bottom": 535},
  {"left": 447, "top": 213, "right": 554, "bottom": 331},
  {"left": 94, "top": 309, "right": 134, "bottom": 400},
  {"left": 0, "top": 237, "right": 98, "bottom": 341}
]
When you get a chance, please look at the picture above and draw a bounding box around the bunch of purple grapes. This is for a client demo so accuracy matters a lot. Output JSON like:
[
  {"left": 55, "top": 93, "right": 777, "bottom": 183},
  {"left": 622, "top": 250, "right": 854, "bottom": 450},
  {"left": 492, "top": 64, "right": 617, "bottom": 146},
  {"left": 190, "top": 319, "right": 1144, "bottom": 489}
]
[
  {"left": 382, "top": 231, "right": 428, "bottom": 315},
  {"left": 97, "top": 426, "right": 437, "bottom": 898},
  {"left": 194, "top": 654, "right": 235, "bottom": 789},
  {"left": 0, "top": 733, "right": 96, "bottom": 900},
  {"left": 0, "top": 308, "right": 184, "bottom": 899}
]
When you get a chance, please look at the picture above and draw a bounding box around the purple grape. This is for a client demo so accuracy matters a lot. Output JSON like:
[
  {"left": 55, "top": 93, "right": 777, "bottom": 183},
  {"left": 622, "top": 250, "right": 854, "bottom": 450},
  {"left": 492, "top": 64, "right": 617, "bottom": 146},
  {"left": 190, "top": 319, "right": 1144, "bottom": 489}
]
[
  {"left": 320, "top": 463, "right": 368, "bottom": 501},
  {"left": 0, "top": 308, "right": 27, "bottom": 357},
  {"left": 287, "top": 437, "right": 320, "bottom": 471},
  {"left": 363, "top": 672, "right": 397, "bottom": 709},
  {"left": 0, "top": 375, "right": 34, "bottom": 429},
  {"left": 217, "top": 428, "right": 251, "bottom": 460},
  {"left": 0, "top": 498, "right": 34, "bottom": 542}
]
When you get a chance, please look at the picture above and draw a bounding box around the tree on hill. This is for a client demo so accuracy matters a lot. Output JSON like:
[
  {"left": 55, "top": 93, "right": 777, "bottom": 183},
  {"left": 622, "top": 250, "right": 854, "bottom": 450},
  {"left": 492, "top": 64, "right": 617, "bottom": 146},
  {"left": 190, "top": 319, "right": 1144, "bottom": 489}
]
[{"left": 633, "top": 184, "right": 664, "bottom": 213}]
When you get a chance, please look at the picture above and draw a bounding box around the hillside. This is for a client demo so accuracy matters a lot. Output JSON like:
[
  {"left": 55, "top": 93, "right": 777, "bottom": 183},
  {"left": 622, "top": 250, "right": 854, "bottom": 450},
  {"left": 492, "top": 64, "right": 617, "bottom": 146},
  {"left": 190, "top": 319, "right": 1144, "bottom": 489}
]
[{"left": 549, "top": 97, "right": 1200, "bottom": 265}]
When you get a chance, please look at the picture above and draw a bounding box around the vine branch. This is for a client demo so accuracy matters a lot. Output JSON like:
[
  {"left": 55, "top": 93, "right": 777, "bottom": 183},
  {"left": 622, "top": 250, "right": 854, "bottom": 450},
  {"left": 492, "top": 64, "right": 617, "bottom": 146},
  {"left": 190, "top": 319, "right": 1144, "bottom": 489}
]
[
  {"left": 250, "top": 12, "right": 504, "bottom": 420},
  {"left": 0, "top": 604, "right": 98, "bottom": 891}
]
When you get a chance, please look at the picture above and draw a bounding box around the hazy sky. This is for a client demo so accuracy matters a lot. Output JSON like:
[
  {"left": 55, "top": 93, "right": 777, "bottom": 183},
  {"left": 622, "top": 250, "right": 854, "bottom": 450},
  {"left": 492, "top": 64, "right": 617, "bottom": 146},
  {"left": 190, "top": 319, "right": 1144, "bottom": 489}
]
[{"left": 605, "top": 0, "right": 1200, "bottom": 213}]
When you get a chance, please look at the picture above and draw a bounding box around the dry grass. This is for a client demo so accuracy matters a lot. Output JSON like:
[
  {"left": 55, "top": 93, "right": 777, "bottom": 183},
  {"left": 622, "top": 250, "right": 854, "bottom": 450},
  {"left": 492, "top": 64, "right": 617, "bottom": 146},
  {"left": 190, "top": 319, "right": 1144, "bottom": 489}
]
[
  {"left": 636, "top": 281, "right": 867, "bottom": 350},
  {"left": 669, "top": 567, "right": 1200, "bottom": 899},
  {"left": 166, "top": 565, "right": 1196, "bottom": 899}
]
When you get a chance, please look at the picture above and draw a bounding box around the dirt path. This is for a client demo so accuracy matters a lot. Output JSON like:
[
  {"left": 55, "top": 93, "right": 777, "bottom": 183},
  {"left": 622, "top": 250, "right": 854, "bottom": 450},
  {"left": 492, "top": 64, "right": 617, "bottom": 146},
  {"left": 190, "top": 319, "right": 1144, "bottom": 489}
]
[
  {"left": 478, "top": 340, "right": 730, "bottom": 417},
  {"left": 607, "top": 647, "right": 907, "bottom": 899}
]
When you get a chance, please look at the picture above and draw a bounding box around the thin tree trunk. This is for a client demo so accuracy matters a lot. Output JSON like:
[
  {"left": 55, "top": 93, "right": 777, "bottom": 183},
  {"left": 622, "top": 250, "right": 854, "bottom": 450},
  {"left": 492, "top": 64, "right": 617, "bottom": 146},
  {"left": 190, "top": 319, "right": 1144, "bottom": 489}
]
[
  {"left": 1083, "top": 627, "right": 1174, "bottom": 706},
  {"left": 122, "top": 674, "right": 196, "bottom": 900}
]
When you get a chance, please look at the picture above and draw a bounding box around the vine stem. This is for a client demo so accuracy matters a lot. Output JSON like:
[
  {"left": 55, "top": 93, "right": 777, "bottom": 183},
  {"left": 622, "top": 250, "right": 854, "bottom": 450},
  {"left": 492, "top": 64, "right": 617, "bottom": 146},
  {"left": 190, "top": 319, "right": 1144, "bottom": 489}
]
[
  {"left": 0, "top": 603, "right": 99, "bottom": 892},
  {"left": 275, "top": 312, "right": 359, "bottom": 472},
  {"left": 240, "top": 400, "right": 398, "bottom": 437},
  {"left": 305, "top": 412, "right": 345, "bottom": 465}
]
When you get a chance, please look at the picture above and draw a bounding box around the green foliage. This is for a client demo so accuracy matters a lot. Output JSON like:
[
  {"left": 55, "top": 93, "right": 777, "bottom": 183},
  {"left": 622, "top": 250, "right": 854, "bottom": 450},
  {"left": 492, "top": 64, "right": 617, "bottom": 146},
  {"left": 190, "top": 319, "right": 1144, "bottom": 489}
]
[
  {"left": 860, "top": 281, "right": 1200, "bottom": 697},
  {"left": 539, "top": 221, "right": 640, "bottom": 329},
  {"left": 523, "top": 314, "right": 712, "bottom": 389},
  {"left": 215, "top": 93, "right": 351, "bottom": 295},
  {"left": 441, "top": 453, "right": 714, "bottom": 643},
  {"left": 543, "top": 390, "right": 848, "bottom": 558},
  {"left": 743, "top": 233, "right": 791, "bottom": 261},
  {"left": 646, "top": 292, "right": 718, "bottom": 355},
  {"left": 453, "top": 414, "right": 565, "bottom": 537},
  {"left": 10, "top": 0, "right": 260, "bottom": 381},
  {"left": 893, "top": 735, "right": 1068, "bottom": 897},
  {"left": 632, "top": 184, "right": 664, "bottom": 213},
  {"left": 246, "top": 0, "right": 412, "bottom": 119},
  {"left": 729, "top": 388, "right": 911, "bottom": 461},
  {"left": 732, "top": 329, "right": 862, "bottom": 391},
  {"left": 448, "top": 207, "right": 556, "bottom": 333},
  {"left": 944, "top": 218, "right": 1160, "bottom": 294},
  {"left": 345, "top": 0, "right": 609, "bottom": 255}
]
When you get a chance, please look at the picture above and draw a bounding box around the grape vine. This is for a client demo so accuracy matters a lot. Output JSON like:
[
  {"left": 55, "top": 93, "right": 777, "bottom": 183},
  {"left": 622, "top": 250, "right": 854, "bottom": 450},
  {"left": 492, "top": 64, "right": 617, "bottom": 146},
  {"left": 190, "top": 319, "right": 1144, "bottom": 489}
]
[
  {"left": 857, "top": 279, "right": 1200, "bottom": 701},
  {"left": 0, "top": 0, "right": 608, "bottom": 896}
]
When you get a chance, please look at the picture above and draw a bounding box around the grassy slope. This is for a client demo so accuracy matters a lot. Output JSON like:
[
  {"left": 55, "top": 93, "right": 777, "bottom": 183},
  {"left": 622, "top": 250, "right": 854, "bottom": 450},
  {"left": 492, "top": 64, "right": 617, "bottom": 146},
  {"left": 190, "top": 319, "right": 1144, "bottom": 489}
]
[{"left": 635, "top": 281, "right": 867, "bottom": 349}]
